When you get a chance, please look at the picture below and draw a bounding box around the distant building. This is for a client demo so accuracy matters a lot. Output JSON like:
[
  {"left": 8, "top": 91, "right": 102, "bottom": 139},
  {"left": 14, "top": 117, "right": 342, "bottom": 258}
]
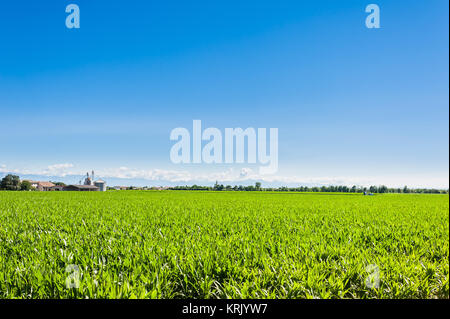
[
  {"left": 94, "top": 180, "right": 106, "bottom": 192},
  {"left": 113, "top": 186, "right": 128, "bottom": 190},
  {"left": 66, "top": 171, "right": 107, "bottom": 191},
  {"left": 24, "top": 170, "right": 107, "bottom": 192},
  {"left": 25, "top": 181, "right": 55, "bottom": 191},
  {"left": 152, "top": 186, "right": 169, "bottom": 190},
  {"left": 83, "top": 171, "right": 93, "bottom": 186},
  {"left": 38, "top": 182, "right": 55, "bottom": 191},
  {"left": 25, "top": 180, "right": 39, "bottom": 189},
  {"left": 63, "top": 185, "right": 99, "bottom": 191}
]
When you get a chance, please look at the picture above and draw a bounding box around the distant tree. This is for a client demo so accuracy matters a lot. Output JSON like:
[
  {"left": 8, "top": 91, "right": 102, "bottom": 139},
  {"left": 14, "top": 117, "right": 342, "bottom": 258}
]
[
  {"left": 1, "top": 174, "right": 20, "bottom": 190},
  {"left": 20, "top": 180, "right": 32, "bottom": 191},
  {"left": 369, "top": 185, "right": 378, "bottom": 193},
  {"left": 403, "top": 186, "right": 409, "bottom": 194},
  {"left": 379, "top": 185, "right": 388, "bottom": 193},
  {"left": 255, "top": 182, "right": 261, "bottom": 191},
  {"left": 52, "top": 182, "right": 66, "bottom": 186}
]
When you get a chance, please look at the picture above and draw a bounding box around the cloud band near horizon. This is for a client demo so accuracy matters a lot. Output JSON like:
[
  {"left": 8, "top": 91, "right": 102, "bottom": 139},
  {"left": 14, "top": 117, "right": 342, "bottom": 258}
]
[{"left": 0, "top": 163, "right": 448, "bottom": 189}]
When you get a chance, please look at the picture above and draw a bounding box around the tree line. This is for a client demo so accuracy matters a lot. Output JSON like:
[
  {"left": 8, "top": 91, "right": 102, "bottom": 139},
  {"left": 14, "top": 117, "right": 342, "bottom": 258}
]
[
  {"left": 0, "top": 174, "right": 32, "bottom": 191},
  {"left": 170, "top": 182, "right": 448, "bottom": 194},
  {"left": 1, "top": 174, "right": 448, "bottom": 194}
]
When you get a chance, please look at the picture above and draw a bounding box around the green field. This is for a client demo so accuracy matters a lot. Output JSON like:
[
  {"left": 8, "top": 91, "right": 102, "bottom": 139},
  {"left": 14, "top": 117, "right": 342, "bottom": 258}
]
[{"left": 0, "top": 191, "right": 448, "bottom": 299}]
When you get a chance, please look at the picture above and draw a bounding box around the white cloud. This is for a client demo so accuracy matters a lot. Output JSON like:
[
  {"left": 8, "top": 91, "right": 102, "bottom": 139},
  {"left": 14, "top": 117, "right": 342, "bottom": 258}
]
[
  {"left": 94, "top": 167, "right": 446, "bottom": 188},
  {"left": 240, "top": 168, "right": 253, "bottom": 178},
  {"left": 0, "top": 163, "right": 75, "bottom": 178},
  {"left": 0, "top": 164, "right": 448, "bottom": 188},
  {"left": 0, "top": 164, "right": 25, "bottom": 174},
  {"left": 98, "top": 167, "right": 448, "bottom": 188},
  {"left": 42, "top": 163, "right": 75, "bottom": 177},
  {"left": 47, "top": 163, "right": 74, "bottom": 169}
]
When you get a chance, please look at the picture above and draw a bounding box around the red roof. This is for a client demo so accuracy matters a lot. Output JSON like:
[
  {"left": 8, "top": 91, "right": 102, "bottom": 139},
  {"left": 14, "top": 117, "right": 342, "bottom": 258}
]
[{"left": 38, "top": 182, "right": 55, "bottom": 187}]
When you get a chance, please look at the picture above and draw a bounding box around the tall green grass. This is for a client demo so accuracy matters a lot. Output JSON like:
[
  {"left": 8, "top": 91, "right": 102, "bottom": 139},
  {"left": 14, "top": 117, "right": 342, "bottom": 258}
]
[{"left": 0, "top": 191, "right": 448, "bottom": 298}]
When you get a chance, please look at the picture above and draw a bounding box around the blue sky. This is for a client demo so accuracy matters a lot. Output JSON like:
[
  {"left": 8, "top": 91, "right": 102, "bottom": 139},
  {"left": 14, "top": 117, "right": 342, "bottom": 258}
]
[{"left": 0, "top": 0, "right": 448, "bottom": 187}]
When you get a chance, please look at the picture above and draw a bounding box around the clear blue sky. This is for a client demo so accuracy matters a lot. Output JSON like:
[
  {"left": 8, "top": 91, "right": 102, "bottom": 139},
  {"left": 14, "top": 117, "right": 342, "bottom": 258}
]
[{"left": 0, "top": 0, "right": 448, "bottom": 187}]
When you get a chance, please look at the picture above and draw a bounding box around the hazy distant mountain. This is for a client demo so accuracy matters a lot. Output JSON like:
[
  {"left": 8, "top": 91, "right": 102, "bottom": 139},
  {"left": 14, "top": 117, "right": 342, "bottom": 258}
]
[{"left": 1, "top": 172, "right": 322, "bottom": 188}]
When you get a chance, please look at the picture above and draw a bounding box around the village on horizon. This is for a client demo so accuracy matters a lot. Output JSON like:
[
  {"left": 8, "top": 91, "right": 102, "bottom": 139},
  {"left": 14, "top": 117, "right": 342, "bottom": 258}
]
[{"left": 19, "top": 171, "right": 169, "bottom": 192}]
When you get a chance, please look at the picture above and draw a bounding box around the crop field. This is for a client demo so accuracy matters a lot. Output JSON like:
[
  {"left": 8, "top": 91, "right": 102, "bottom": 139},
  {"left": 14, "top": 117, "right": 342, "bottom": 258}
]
[{"left": 0, "top": 191, "right": 448, "bottom": 299}]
